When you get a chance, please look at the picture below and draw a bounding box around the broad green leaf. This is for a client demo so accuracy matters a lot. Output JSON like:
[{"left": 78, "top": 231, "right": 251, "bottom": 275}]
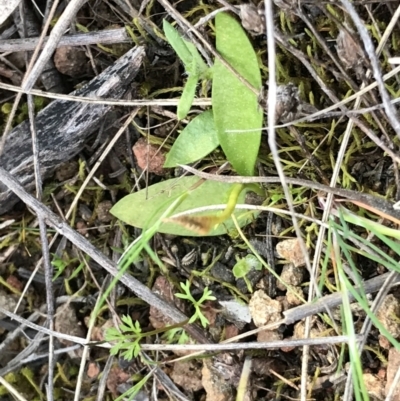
[
  {"left": 177, "top": 71, "right": 198, "bottom": 120},
  {"left": 163, "top": 20, "right": 192, "bottom": 67},
  {"left": 110, "top": 176, "right": 257, "bottom": 236},
  {"left": 212, "top": 12, "right": 263, "bottom": 176},
  {"left": 164, "top": 110, "right": 219, "bottom": 167}
]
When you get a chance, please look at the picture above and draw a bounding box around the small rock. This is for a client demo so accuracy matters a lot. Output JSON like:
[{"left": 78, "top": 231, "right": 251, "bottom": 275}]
[
  {"left": 132, "top": 137, "right": 166, "bottom": 176},
  {"left": 91, "top": 319, "right": 114, "bottom": 342},
  {"left": 95, "top": 200, "right": 113, "bottom": 223},
  {"left": 376, "top": 294, "right": 400, "bottom": 338},
  {"left": 87, "top": 362, "right": 100, "bottom": 379},
  {"left": 274, "top": 83, "right": 301, "bottom": 123},
  {"left": 76, "top": 220, "right": 88, "bottom": 236},
  {"left": 224, "top": 324, "right": 239, "bottom": 340},
  {"left": 249, "top": 290, "right": 282, "bottom": 327},
  {"left": 257, "top": 329, "right": 282, "bottom": 348},
  {"left": 219, "top": 300, "right": 251, "bottom": 325},
  {"left": 239, "top": 3, "right": 265, "bottom": 36},
  {"left": 171, "top": 361, "right": 203, "bottom": 392},
  {"left": 55, "top": 304, "right": 85, "bottom": 358},
  {"left": 292, "top": 319, "right": 321, "bottom": 340},
  {"left": 379, "top": 334, "right": 391, "bottom": 349},
  {"left": 0, "top": 291, "right": 24, "bottom": 319},
  {"left": 336, "top": 28, "right": 364, "bottom": 72},
  {"left": 211, "top": 262, "right": 235, "bottom": 284},
  {"left": 54, "top": 46, "right": 88, "bottom": 77},
  {"left": 6, "top": 275, "right": 23, "bottom": 292},
  {"left": 276, "top": 238, "right": 307, "bottom": 267},
  {"left": 277, "top": 263, "right": 304, "bottom": 290},
  {"left": 363, "top": 373, "right": 384, "bottom": 400},
  {"left": 106, "top": 365, "right": 130, "bottom": 398},
  {"left": 202, "top": 359, "right": 234, "bottom": 401},
  {"left": 386, "top": 348, "right": 400, "bottom": 398},
  {"left": 286, "top": 286, "right": 303, "bottom": 306}
]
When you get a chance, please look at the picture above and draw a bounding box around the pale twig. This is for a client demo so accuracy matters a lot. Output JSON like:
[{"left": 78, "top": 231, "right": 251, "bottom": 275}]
[
  {"left": 0, "top": 0, "right": 61, "bottom": 155},
  {"left": 73, "top": 281, "right": 107, "bottom": 401},
  {"left": 27, "top": 84, "right": 55, "bottom": 401},
  {"left": 21, "top": 0, "right": 86, "bottom": 92},
  {"left": 0, "top": 377, "right": 29, "bottom": 401},
  {"left": 0, "top": 165, "right": 211, "bottom": 345},
  {"left": 0, "top": 28, "right": 131, "bottom": 52},
  {"left": 178, "top": 165, "right": 400, "bottom": 221},
  {"left": 340, "top": 0, "right": 400, "bottom": 139}
]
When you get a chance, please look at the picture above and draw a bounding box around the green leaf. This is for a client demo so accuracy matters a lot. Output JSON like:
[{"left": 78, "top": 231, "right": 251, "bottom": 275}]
[
  {"left": 164, "top": 110, "right": 219, "bottom": 167},
  {"left": 185, "top": 40, "right": 209, "bottom": 77},
  {"left": 233, "top": 254, "right": 262, "bottom": 279},
  {"left": 212, "top": 12, "right": 263, "bottom": 176},
  {"left": 177, "top": 71, "right": 198, "bottom": 120},
  {"left": 163, "top": 19, "right": 208, "bottom": 76},
  {"left": 110, "top": 176, "right": 257, "bottom": 236},
  {"left": 163, "top": 20, "right": 192, "bottom": 67}
]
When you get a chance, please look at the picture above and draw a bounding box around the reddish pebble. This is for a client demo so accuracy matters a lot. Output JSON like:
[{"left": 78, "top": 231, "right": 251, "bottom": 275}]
[{"left": 132, "top": 137, "right": 166, "bottom": 176}]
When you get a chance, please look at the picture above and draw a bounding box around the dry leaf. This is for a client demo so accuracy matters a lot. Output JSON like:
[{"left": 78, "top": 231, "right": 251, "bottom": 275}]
[
  {"left": 336, "top": 28, "right": 364, "bottom": 72},
  {"left": 163, "top": 215, "right": 218, "bottom": 235}
]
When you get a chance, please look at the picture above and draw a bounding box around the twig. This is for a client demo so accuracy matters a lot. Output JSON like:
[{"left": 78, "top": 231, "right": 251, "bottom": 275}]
[
  {"left": 340, "top": 0, "right": 400, "bottom": 140},
  {"left": 179, "top": 165, "right": 400, "bottom": 224},
  {"left": 0, "top": 28, "right": 131, "bottom": 52},
  {"left": 27, "top": 89, "right": 55, "bottom": 401},
  {"left": 0, "top": 165, "right": 211, "bottom": 345},
  {"left": 138, "top": 335, "right": 356, "bottom": 351},
  {"left": 21, "top": 0, "right": 87, "bottom": 92},
  {"left": 0, "top": 46, "right": 145, "bottom": 215}
]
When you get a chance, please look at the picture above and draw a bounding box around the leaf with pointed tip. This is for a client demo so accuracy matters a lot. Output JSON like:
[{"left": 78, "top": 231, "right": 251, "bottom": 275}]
[
  {"left": 163, "top": 20, "right": 193, "bottom": 67},
  {"left": 164, "top": 110, "right": 219, "bottom": 167},
  {"left": 110, "top": 176, "right": 257, "bottom": 236},
  {"left": 212, "top": 12, "right": 263, "bottom": 176},
  {"left": 177, "top": 70, "right": 198, "bottom": 120}
]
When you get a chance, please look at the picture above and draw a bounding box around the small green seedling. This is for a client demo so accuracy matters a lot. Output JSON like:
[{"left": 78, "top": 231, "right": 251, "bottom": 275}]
[
  {"left": 106, "top": 315, "right": 143, "bottom": 360},
  {"left": 232, "top": 254, "right": 262, "bottom": 293},
  {"left": 163, "top": 20, "right": 211, "bottom": 120},
  {"left": 112, "top": 13, "right": 264, "bottom": 236},
  {"left": 175, "top": 280, "right": 216, "bottom": 328}
]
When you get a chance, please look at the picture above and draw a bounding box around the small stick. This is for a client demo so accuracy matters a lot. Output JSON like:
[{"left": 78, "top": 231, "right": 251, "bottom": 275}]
[{"left": 0, "top": 28, "right": 131, "bottom": 53}]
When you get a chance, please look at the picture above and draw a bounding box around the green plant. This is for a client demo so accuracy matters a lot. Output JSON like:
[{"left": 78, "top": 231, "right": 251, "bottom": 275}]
[
  {"left": 232, "top": 254, "right": 262, "bottom": 293},
  {"left": 163, "top": 20, "right": 211, "bottom": 120},
  {"left": 51, "top": 253, "right": 82, "bottom": 281},
  {"left": 106, "top": 315, "right": 143, "bottom": 360},
  {"left": 105, "top": 314, "right": 191, "bottom": 361},
  {"left": 162, "top": 327, "right": 190, "bottom": 344},
  {"left": 111, "top": 12, "right": 264, "bottom": 236},
  {"left": 326, "top": 206, "right": 400, "bottom": 401},
  {"left": 175, "top": 280, "right": 216, "bottom": 328}
]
